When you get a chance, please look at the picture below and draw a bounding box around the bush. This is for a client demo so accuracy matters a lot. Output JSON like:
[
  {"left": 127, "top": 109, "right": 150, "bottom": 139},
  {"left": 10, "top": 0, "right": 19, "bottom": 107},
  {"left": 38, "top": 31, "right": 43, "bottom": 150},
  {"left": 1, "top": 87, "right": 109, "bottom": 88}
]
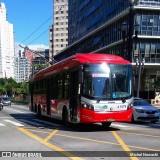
[{"left": 12, "top": 99, "right": 29, "bottom": 105}]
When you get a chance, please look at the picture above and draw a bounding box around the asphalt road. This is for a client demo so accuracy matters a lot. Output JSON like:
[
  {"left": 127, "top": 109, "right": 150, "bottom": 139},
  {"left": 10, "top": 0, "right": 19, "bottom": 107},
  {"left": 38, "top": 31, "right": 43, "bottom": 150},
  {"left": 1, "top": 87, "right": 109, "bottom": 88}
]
[{"left": 0, "top": 104, "right": 159, "bottom": 160}]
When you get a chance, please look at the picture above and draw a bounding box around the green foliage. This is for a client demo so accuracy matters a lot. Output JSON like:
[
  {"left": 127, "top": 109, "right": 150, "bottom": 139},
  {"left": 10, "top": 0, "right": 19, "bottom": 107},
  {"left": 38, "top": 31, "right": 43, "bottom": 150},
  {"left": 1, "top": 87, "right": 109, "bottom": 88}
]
[
  {"left": 0, "top": 78, "right": 29, "bottom": 97},
  {"left": 154, "top": 73, "right": 160, "bottom": 90},
  {"left": 20, "top": 82, "right": 29, "bottom": 94},
  {"left": 0, "top": 86, "right": 5, "bottom": 93},
  {"left": 33, "top": 64, "right": 49, "bottom": 72},
  {"left": 0, "top": 78, "right": 5, "bottom": 85}
]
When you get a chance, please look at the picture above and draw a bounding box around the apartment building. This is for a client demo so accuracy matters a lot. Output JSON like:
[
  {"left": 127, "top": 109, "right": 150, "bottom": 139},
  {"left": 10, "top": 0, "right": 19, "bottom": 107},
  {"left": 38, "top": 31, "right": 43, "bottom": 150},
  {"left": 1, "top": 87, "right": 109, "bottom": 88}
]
[
  {"left": 0, "top": 3, "right": 14, "bottom": 78},
  {"left": 14, "top": 56, "right": 30, "bottom": 83},
  {"left": 49, "top": 0, "right": 68, "bottom": 60}
]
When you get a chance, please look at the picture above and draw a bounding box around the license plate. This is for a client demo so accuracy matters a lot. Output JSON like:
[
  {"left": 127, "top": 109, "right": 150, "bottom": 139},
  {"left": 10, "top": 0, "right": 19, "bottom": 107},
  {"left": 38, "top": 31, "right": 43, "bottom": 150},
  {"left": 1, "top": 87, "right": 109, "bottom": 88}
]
[{"left": 119, "top": 105, "right": 126, "bottom": 108}]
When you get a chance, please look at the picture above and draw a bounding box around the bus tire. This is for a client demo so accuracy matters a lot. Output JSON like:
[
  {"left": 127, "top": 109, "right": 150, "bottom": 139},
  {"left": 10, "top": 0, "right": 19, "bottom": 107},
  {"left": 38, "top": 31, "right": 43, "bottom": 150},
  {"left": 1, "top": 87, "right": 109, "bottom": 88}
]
[
  {"left": 62, "top": 108, "right": 70, "bottom": 127},
  {"left": 37, "top": 106, "right": 41, "bottom": 118},
  {"left": 131, "top": 114, "right": 135, "bottom": 123},
  {"left": 102, "top": 122, "right": 112, "bottom": 128}
]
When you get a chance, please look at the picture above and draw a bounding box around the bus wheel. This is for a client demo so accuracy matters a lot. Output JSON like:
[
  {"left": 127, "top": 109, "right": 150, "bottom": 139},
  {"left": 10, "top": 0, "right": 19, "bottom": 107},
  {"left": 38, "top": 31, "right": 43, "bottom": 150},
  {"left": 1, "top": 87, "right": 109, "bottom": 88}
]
[
  {"left": 102, "top": 122, "right": 112, "bottom": 128},
  {"left": 62, "top": 108, "right": 70, "bottom": 127},
  {"left": 131, "top": 114, "right": 135, "bottom": 123},
  {"left": 37, "top": 106, "right": 41, "bottom": 118}
]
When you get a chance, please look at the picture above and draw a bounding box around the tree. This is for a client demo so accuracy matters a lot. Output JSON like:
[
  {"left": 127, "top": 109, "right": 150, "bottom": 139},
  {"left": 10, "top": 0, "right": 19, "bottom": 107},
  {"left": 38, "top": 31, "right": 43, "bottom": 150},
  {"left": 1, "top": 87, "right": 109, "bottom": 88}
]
[
  {"left": 154, "top": 73, "right": 160, "bottom": 91},
  {"left": 0, "top": 86, "right": 5, "bottom": 95},
  {"left": 0, "top": 78, "right": 5, "bottom": 85},
  {"left": 4, "top": 83, "right": 13, "bottom": 97},
  {"left": 0, "top": 78, "right": 29, "bottom": 98},
  {"left": 20, "top": 82, "right": 29, "bottom": 94}
]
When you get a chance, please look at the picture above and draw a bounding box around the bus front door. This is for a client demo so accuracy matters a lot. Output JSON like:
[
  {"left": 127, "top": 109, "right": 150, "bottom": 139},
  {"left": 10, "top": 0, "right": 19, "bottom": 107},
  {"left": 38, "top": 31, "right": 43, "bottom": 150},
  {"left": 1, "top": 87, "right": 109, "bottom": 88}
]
[{"left": 69, "top": 71, "right": 79, "bottom": 122}]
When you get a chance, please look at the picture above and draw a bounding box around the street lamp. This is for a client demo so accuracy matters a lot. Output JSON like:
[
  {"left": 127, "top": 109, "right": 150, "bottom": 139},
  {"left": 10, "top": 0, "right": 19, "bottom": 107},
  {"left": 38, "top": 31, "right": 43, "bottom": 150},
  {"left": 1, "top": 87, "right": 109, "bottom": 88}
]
[{"left": 136, "top": 51, "right": 145, "bottom": 97}]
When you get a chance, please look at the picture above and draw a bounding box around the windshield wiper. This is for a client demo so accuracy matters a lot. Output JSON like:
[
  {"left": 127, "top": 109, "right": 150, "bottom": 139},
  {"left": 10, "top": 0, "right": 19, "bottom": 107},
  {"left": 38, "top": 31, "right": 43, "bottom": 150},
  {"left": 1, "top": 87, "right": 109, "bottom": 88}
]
[{"left": 96, "top": 96, "right": 109, "bottom": 103}]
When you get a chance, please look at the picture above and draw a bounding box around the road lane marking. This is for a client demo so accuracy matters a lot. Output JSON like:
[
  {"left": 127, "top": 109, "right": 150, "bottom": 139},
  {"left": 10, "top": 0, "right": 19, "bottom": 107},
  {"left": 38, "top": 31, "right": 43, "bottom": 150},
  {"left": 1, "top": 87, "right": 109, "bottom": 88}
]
[
  {"left": 4, "top": 108, "right": 25, "bottom": 113},
  {"left": 0, "top": 123, "right": 5, "bottom": 126},
  {"left": 18, "top": 127, "right": 83, "bottom": 160},
  {"left": 56, "top": 133, "right": 160, "bottom": 151},
  {"left": 111, "top": 124, "right": 127, "bottom": 128},
  {"left": 26, "top": 129, "right": 50, "bottom": 134},
  {"left": 56, "top": 133, "right": 119, "bottom": 145},
  {"left": 118, "top": 131, "right": 160, "bottom": 138},
  {"left": 19, "top": 119, "right": 44, "bottom": 126},
  {"left": 4, "top": 119, "right": 24, "bottom": 126},
  {"left": 112, "top": 131, "right": 139, "bottom": 160},
  {"left": 0, "top": 117, "right": 13, "bottom": 119},
  {"left": 44, "top": 129, "right": 58, "bottom": 142}
]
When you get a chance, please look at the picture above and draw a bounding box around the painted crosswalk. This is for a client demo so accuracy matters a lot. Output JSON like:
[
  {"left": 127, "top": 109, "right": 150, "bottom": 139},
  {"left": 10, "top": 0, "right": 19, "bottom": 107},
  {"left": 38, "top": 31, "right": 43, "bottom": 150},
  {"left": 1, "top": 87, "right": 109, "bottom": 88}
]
[
  {"left": 0, "top": 118, "right": 159, "bottom": 128},
  {"left": 0, "top": 118, "right": 62, "bottom": 127},
  {"left": 0, "top": 123, "right": 5, "bottom": 126},
  {"left": 3, "top": 119, "right": 24, "bottom": 126}
]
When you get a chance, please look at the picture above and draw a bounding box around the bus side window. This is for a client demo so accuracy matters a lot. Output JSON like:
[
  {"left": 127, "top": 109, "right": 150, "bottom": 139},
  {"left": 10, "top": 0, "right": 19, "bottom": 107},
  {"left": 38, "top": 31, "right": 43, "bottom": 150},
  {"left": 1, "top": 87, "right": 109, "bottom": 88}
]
[
  {"left": 58, "top": 74, "right": 63, "bottom": 99},
  {"left": 64, "top": 73, "right": 70, "bottom": 99},
  {"left": 51, "top": 75, "right": 58, "bottom": 99}
]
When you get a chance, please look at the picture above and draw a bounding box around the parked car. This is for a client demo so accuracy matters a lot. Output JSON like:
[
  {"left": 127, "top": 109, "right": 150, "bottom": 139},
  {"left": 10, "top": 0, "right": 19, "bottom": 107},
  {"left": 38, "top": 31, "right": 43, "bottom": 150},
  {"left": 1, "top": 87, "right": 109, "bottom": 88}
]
[
  {"left": 0, "top": 97, "right": 11, "bottom": 106},
  {"left": 132, "top": 98, "right": 159, "bottom": 123}
]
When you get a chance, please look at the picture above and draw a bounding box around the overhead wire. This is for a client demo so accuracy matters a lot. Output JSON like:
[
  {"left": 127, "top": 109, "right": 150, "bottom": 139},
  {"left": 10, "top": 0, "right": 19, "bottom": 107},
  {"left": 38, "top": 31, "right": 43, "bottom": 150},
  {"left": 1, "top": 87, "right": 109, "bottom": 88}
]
[
  {"left": 19, "top": 2, "right": 68, "bottom": 47},
  {"left": 19, "top": 15, "right": 53, "bottom": 46}
]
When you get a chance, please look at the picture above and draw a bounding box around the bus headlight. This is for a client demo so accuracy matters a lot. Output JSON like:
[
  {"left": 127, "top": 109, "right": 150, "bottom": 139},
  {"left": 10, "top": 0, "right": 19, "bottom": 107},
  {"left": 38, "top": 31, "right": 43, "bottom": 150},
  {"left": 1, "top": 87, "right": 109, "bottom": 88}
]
[{"left": 83, "top": 103, "right": 94, "bottom": 111}]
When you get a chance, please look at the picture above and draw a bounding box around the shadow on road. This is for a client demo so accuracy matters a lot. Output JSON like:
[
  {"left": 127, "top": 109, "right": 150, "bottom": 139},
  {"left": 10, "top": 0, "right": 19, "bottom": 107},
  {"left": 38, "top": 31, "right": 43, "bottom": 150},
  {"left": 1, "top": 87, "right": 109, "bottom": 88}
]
[{"left": 9, "top": 113, "right": 120, "bottom": 132}]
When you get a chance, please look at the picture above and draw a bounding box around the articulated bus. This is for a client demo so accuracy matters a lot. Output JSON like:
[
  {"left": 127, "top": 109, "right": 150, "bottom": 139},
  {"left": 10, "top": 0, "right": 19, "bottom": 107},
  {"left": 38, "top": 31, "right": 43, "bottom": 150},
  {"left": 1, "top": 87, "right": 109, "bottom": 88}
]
[{"left": 29, "top": 53, "right": 133, "bottom": 127}]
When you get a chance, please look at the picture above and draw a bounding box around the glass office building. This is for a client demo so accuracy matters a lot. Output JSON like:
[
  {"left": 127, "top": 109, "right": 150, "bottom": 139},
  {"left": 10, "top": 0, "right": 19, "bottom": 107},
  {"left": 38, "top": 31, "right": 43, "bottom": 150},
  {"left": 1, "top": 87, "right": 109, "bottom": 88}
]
[{"left": 54, "top": 0, "right": 160, "bottom": 98}]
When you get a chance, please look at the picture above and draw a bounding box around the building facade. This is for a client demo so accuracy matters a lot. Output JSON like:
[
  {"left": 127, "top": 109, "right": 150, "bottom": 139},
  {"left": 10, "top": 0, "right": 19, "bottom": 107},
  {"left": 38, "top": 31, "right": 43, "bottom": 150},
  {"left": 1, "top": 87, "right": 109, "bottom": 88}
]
[
  {"left": 49, "top": 0, "right": 68, "bottom": 60},
  {"left": 0, "top": 3, "right": 14, "bottom": 78},
  {"left": 14, "top": 57, "right": 30, "bottom": 83},
  {"left": 54, "top": 0, "right": 160, "bottom": 98}
]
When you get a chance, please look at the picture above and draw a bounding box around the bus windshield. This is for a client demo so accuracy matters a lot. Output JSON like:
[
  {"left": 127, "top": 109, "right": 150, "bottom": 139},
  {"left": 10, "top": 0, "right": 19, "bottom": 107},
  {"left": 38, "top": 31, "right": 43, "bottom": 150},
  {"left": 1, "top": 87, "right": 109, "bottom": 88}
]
[{"left": 83, "top": 63, "right": 132, "bottom": 100}]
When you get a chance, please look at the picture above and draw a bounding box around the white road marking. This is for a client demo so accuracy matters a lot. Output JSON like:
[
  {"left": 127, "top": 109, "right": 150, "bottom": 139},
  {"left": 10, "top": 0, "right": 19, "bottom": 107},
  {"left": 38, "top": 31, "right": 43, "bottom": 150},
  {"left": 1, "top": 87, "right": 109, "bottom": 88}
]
[
  {"left": 4, "top": 119, "right": 24, "bottom": 126},
  {"left": 111, "top": 123, "right": 127, "bottom": 128},
  {"left": 33, "top": 119, "right": 61, "bottom": 126},
  {"left": 0, "top": 123, "right": 5, "bottom": 126},
  {"left": 4, "top": 108, "right": 25, "bottom": 113},
  {"left": 0, "top": 117, "right": 13, "bottom": 119},
  {"left": 19, "top": 119, "right": 45, "bottom": 126}
]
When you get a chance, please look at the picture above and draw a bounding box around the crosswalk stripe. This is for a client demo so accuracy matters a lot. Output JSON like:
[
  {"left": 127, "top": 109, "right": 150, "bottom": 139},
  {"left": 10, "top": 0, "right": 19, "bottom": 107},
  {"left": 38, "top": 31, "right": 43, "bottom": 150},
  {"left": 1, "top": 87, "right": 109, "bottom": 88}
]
[
  {"left": 4, "top": 120, "right": 24, "bottom": 126},
  {"left": 0, "top": 123, "right": 5, "bottom": 126},
  {"left": 19, "top": 119, "right": 44, "bottom": 126},
  {"left": 111, "top": 124, "right": 127, "bottom": 128}
]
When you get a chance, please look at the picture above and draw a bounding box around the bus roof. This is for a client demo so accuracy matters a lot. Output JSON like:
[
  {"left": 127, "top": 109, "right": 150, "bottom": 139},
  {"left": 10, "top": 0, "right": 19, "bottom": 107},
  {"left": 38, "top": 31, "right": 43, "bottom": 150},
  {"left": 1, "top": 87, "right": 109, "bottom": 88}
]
[{"left": 33, "top": 53, "right": 130, "bottom": 81}]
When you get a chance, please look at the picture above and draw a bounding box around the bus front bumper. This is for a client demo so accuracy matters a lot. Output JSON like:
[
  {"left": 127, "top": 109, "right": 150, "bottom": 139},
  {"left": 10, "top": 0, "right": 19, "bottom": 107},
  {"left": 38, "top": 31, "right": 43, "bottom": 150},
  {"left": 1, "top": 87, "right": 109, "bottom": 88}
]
[{"left": 80, "top": 108, "right": 132, "bottom": 123}]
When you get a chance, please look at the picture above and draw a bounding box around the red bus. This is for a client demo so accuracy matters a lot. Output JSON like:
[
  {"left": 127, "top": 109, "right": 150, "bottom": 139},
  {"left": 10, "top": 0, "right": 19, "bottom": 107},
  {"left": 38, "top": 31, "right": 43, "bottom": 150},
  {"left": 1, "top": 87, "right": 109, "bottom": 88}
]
[{"left": 29, "top": 53, "right": 133, "bottom": 127}]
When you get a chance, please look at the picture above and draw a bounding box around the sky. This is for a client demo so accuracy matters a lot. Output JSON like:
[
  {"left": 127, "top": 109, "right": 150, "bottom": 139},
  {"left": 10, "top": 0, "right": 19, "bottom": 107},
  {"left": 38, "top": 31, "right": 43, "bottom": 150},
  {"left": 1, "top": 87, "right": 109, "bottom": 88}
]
[{"left": 1, "top": 0, "right": 53, "bottom": 50}]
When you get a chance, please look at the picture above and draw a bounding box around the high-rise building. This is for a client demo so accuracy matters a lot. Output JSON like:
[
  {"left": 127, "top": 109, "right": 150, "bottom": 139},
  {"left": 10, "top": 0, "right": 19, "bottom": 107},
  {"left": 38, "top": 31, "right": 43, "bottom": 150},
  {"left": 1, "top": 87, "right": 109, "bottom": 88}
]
[
  {"left": 0, "top": 3, "right": 14, "bottom": 78},
  {"left": 54, "top": 0, "right": 160, "bottom": 98},
  {"left": 49, "top": 0, "right": 68, "bottom": 60},
  {"left": 14, "top": 57, "right": 30, "bottom": 83}
]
